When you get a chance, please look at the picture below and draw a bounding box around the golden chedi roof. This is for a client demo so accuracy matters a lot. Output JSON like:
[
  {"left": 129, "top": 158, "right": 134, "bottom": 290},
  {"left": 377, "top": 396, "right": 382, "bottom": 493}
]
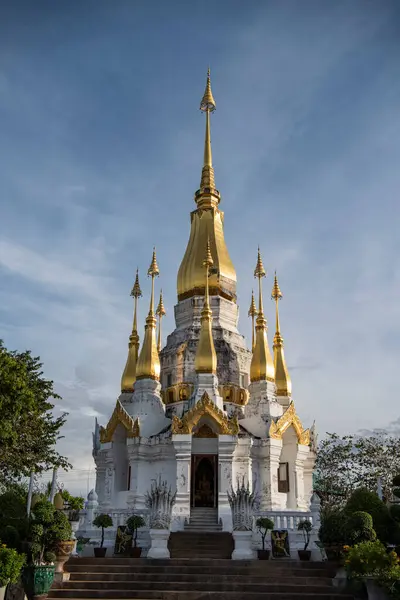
[
  {"left": 121, "top": 269, "right": 142, "bottom": 392},
  {"left": 250, "top": 248, "right": 275, "bottom": 383},
  {"left": 136, "top": 249, "right": 161, "bottom": 381},
  {"left": 271, "top": 272, "right": 292, "bottom": 397},
  {"left": 194, "top": 239, "right": 217, "bottom": 374},
  {"left": 177, "top": 69, "right": 236, "bottom": 303}
]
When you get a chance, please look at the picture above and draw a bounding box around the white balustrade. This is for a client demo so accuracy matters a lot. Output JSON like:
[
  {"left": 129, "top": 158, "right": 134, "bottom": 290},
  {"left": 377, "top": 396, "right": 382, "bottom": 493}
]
[{"left": 257, "top": 510, "right": 314, "bottom": 531}]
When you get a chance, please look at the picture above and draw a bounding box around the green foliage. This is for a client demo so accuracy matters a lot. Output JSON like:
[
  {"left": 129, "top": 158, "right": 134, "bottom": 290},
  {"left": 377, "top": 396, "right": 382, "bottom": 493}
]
[
  {"left": 93, "top": 514, "right": 113, "bottom": 548},
  {"left": 28, "top": 500, "right": 72, "bottom": 564},
  {"left": 0, "top": 340, "right": 71, "bottom": 484},
  {"left": 346, "top": 488, "right": 398, "bottom": 544},
  {"left": 255, "top": 517, "right": 274, "bottom": 551},
  {"left": 378, "top": 565, "right": 400, "bottom": 599},
  {"left": 126, "top": 515, "right": 146, "bottom": 548},
  {"left": 297, "top": 519, "right": 312, "bottom": 551},
  {"left": 0, "top": 526, "right": 20, "bottom": 550},
  {"left": 319, "top": 509, "right": 347, "bottom": 546},
  {"left": 61, "top": 490, "right": 84, "bottom": 511},
  {"left": 315, "top": 433, "right": 400, "bottom": 509},
  {"left": 344, "top": 540, "right": 398, "bottom": 579},
  {"left": 0, "top": 545, "right": 26, "bottom": 587},
  {"left": 346, "top": 511, "right": 376, "bottom": 545}
]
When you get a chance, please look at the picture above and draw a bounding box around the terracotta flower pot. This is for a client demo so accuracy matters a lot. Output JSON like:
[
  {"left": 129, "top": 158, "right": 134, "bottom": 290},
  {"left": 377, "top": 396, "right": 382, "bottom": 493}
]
[
  {"left": 298, "top": 549, "right": 312, "bottom": 561},
  {"left": 21, "top": 564, "right": 55, "bottom": 600},
  {"left": 55, "top": 541, "right": 75, "bottom": 574},
  {"left": 94, "top": 547, "right": 107, "bottom": 558},
  {"left": 257, "top": 549, "right": 270, "bottom": 560}
]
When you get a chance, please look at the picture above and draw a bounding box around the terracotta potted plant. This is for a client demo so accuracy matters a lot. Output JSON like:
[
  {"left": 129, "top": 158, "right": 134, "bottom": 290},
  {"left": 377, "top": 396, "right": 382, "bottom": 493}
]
[
  {"left": 92, "top": 514, "right": 113, "bottom": 557},
  {"left": 126, "top": 515, "right": 146, "bottom": 558},
  {"left": 50, "top": 511, "right": 74, "bottom": 579},
  {"left": 0, "top": 545, "right": 26, "bottom": 600},
  {"left": 22, "top": 500, "right": 58, "bottom": 600},
  {"left": 297, "top": 520, "right": 312, "bottom": 560},
  {"left": 255, "top": 517, "right": 274, "bottom": 560}
]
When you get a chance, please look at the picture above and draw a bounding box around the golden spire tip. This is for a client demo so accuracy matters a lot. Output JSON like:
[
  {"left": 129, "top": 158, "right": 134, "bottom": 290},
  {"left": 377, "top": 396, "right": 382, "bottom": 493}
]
[
  {"left": 254, "top": 247, "right": 266, "bottom": 279},
  {"left": 148, "top": 248, "right": 160, "bottom": 278},
  {"left": 200, "top": 68, "right": 216, "bottom": 112},
  {"left": 131, "top": 269, "right": 142, "bottom": 298},
  {"left": 271, "top": 271, "right": 282, "bottom": 300}
]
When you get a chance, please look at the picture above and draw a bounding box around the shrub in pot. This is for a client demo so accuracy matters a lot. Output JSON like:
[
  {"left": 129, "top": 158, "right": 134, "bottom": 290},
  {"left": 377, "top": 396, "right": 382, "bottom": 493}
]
[
  {"left": 255, "top": 517, "right": 274, "bottom": 560},
  {"left": 48, "top": 510, "right": 74, "bottom": 576},
  {"left": 346, "top": 511, "right": 376, "bottom": 546},
  {"left": 345, "top": 488, "right": 398, "bottom": 545},
  {"left": 0, "top": 545, "right": 26, "bottom": 600},
  {"left": 318, "top": 509, "right": 347, "bottom": 560},
  {"left": 345, "top": 540, "right": 399, "bottom": 598},
  {"left": 126, "top": 515, "right": 146, "bottom": 558},
  {"left": 92, "top": 514, "right": 113, "bottom": 557},
  {"left": 297, "top": 520, "right": 312, "bottom": 561}
]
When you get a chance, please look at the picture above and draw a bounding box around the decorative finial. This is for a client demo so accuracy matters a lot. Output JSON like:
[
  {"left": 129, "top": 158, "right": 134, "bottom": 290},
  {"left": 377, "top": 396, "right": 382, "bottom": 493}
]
[
  {"left": 156, "top": 289, "right": 166, "bottom": 353},
  {"left": 271, "top": 271, "right": 291, "bottom": 397},
  {"left": 136, "top": 249, "right": 161, "bottom": 381},
  {"left": 195, "top": 239, "right": 217, "bottom": 374},
  {"left": 121, "top": 269, "right": 142, "bottom": 392},
  {"left": 131, "top": 268, "right": 142, "bottom": 299},
  {"left": 248, "top": 290, "right": 257, "bottom": 352},
  {"left": 200, "top": 68, "right": 216, "bottom": 113},
  {"left": 250, "top": 248, "right": 275, "bottom": 383}
]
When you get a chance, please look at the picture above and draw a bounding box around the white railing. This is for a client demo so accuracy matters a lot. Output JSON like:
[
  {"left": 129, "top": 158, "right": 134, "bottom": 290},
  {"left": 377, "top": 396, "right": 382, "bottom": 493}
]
[{"left": 256, "top": 510, "right": 314, "bottom": 531}]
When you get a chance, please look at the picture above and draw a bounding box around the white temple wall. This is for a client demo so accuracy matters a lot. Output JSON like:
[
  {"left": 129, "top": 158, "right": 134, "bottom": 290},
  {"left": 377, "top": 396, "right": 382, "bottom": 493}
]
[
  {"left": 191, "top": 437, "right": 218, "bottom": 455},
  {"left": 112, "top": 425, "right": 129, "bottom": 493},
  {"left": 280, "top": 426, "right": 299, "bottom": 509},
  {"left": 232, "top": 437, "right": 253, "bottom": 488}
]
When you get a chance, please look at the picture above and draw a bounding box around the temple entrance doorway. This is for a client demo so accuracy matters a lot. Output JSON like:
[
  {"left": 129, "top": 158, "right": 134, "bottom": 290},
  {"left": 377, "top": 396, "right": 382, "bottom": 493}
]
[{"left": 191, "top": 455, "right": 218, "bottom": 508}]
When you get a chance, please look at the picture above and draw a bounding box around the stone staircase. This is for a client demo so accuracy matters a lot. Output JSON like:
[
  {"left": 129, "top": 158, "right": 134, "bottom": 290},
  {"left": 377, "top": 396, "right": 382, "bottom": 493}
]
[
  {"left": 184, "top": 507, "right": 222, "bottom": 531},
  {"left": 169, "top": 531, "right": 234, "bottom": 558},
  {"left": 49, "top": 556, "right": 356, "bottom": 600}
]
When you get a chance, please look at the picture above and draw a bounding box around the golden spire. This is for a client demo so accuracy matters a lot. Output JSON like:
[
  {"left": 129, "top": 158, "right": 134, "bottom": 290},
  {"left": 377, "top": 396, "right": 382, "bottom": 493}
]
[
  {"left": 248, "top": 289, "right": 258, "bottom": 351},
  {"left": 271, "top": 272, "right": 292, "bottom": 397},
  {"left": 250, "top": 248, "right": 275, "bottom": 383},
  {"left": 195, "top": 239, "right": 217, "bottom": 374},
  {"left": 177, "top": 69, "right": 236, "bottom": 303},
  {"left": 121, "top": 269, "right": 142, "bottom": 392},
  {"left": 136, "top": 249, "right": 161, "bottom": 381},
  {"left": 197, "top": 68, "right": 220, "bottom": 208},
  {"left": 156, "top": 289, "right": 166, "bottom": 353}
]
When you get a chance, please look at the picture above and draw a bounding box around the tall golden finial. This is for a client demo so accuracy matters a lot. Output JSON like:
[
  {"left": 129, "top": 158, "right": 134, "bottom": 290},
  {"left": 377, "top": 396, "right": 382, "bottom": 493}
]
[
  {"left": 248, "top": 290, "right": 258, "bottom": 352},
  {"left": 195, "top": 238, "right": 217, "bottom": 374},
  {"left": 196, "top": 68, "right": 220, "bottom": 207},
  {"left": 271, "top": 272, "right": 291, "bottom": 397},
  {"left": 136, "top": 249, "right": 161, "bottom": 380},
  {"left": 156, "top": 289, "right": 166, "bottom": 353},
  {"left": 121, "top": 269, "right": 142, "bottom": 392},
  {"left": 250, "top": 248, "right": 275, "bottom": 383}
]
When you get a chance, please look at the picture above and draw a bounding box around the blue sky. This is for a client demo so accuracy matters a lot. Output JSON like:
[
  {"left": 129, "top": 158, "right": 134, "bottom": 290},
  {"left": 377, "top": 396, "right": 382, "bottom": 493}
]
[{"left": 1, "top": 0, "right": 399, "bottom": 494}]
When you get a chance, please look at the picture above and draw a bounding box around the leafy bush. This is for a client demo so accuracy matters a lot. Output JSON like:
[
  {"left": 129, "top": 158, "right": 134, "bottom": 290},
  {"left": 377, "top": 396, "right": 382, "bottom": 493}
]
[
  {"left": 0, "top": 545, "right": 26, "bottom": 587},
  {"left": 297, "top": 520, "right": 312, "bottom": 551},
  {"left": 255, "top": 517, "right": 274, "bottom": 551},
  {"left": 346, "top": 511, "right": 376, "bottom": 545},
  {"left": 28, "top": 499, "right": 72, "bottom": 564},
  {"left": 126, "top": 515, "right": 146, "bottom": 548},
  {"left": 345, "top": 540, "right": 398, "bottom": 579},
  {"left": 345, "top": 488, "right": 397, "bottom": 543},
  {"left": 92, "top": 514, "right": 113, "bottom": 548},
  {"left": 0, "top": 526, "right": 20, "bottom": 550},
  {"left": 319, "top": 510, "right": 347, "bottom": 546},
  {"left": 61, "top": 490, "right": 84, "bottom": 512},
  {"left": 378, "top": 565, "right": 400, "bottom": 599}
]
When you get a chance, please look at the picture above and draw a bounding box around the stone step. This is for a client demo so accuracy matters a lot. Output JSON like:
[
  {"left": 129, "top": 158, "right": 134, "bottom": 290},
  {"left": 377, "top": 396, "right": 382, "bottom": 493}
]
[
  {"left": 54, "top": 581, "right": 339, "bottom": 593},
  {"left": 66, "top": 565, "right": 335, "bottom": 578},
  {"left": 68, "top": 573, "right": 334, "bottom": 585},
  {"left": 49, "top": 592, "right": 354, "bottom": 599},
  {"left": 66, "top": 558, "right": 332, "bottom": 570}
]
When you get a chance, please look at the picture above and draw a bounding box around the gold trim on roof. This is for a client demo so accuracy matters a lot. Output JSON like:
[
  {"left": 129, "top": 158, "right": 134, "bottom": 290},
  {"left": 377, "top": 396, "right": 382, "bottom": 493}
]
[
  {"left": 171, "top": 391, "right": 239, "bottom": 435},
  {"left": 99, "top": 399, "right": 140, "bottom": 443},
  {"left": 269, "top": 402, "right": 310, "bottom": 445}
]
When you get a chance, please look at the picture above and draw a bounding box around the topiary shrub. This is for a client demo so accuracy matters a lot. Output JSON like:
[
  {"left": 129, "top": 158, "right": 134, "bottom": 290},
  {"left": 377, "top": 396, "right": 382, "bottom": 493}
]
[
  {"left": 345, "top": 488, "right": 398, "bottom": 544},
  {"left": 319, "top": 510, "right": 347, "bottom": 547},
  {"left": 92, "top": 514, "right": 113, "bottom": 548},
  {"left": 346, "top": 511, "right": 376, "bottom": 545}
]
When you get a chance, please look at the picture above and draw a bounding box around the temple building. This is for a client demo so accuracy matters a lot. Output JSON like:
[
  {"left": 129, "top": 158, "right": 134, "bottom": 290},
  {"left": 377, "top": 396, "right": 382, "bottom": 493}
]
[{"left": 92, "top": 70, "right": 316, "bottom": 532}]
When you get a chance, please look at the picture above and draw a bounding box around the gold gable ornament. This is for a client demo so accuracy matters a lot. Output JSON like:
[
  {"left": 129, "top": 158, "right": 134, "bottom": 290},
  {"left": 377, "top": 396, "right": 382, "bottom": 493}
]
[
  {"left": 99, "top": 399, "right": 140, "bottom": 443},
  {"left": 171, "top": 391, "right": 239, "bottom": 436},
  {"left": 268, "top": 402, "right": 310, "bottom": 445}
]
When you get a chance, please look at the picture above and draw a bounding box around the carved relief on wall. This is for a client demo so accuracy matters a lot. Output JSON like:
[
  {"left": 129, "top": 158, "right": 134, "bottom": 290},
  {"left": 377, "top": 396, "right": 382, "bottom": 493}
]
[
  {"left": 194, "top": 424, "right": 217, "bottom": 438},
  {"left": 161, "top": 383, "right": 193, "bottom": 405},
  {"left": 171, "top": 391, "right": 239, "bottom": 436},
  {"left": 99, "top": 400, "right": 140, "bottom": 443},
  {"left": 268, "top": 402, "right": 310, "bottom": 445}
]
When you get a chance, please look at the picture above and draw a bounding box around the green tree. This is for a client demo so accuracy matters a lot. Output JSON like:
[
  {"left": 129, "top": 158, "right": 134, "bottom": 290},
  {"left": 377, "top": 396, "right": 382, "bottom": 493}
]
[
  {"left": 0, "top": 340, "right": 70, "bottom": 484},
  {"left": 315, "top": 432, "right": 400, "bottom": 509}
]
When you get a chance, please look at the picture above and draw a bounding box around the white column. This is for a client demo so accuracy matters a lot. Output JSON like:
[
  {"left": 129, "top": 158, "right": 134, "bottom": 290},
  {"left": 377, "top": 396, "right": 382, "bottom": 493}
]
[
  {"left": 258, "top": 438, "right": 282, "bottom": 510},
  {"left": 171, "top": 434, "right": 192, "bottom": 531},
  {"left": 295, "top": 444, "right": 310, "bottom": 510},
  {"left": 218, "top": 436, "right": 237, "bottom": 531}
]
